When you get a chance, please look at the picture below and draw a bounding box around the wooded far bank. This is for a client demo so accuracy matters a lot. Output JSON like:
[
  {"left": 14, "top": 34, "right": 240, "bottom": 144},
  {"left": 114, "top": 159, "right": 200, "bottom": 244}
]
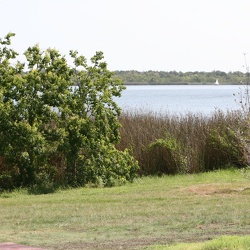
[{"left": 114, "top": 70, "right": 250, "bottom": 85}]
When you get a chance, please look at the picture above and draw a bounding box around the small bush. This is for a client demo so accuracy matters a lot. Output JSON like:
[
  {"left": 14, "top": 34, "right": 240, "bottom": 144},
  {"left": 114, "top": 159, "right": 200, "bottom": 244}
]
[
  {"left": 0, "top": 174, "right": 14, "bottom": 191},
  {"left": 28, "top": 173, "right": 57, "bottom": 195},
  {"left": 145, "top": 134, "right": 186, "bottom": 175},
  {"left": 204, "top": 125, "right": 248, "bottom": 170}
]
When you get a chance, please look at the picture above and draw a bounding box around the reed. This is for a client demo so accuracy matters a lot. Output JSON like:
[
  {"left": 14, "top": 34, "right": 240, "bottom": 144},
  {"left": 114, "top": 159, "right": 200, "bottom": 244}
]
[{"left": 117, "top": 109, "right": 250, "bottom": 175}]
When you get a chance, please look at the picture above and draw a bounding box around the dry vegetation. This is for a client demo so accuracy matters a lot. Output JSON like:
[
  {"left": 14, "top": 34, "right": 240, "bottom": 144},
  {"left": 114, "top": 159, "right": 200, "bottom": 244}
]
[{"left": 117, "top": 109, "right": 250, "bottom": 175}]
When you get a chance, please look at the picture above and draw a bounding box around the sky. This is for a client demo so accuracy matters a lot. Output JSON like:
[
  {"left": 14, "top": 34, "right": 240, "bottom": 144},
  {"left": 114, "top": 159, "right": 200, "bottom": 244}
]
[{"left": 1, "top": 0, "right": 250, "bottom": 72}]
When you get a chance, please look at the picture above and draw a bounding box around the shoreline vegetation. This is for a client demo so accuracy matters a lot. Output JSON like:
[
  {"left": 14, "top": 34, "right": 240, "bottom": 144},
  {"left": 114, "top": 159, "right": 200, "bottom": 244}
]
[
  {"left": 117, "top": 109, "right": 250, "bottom": 177},
  {"left": 114, "top": 70, "right": 249, "bottom": 85}
]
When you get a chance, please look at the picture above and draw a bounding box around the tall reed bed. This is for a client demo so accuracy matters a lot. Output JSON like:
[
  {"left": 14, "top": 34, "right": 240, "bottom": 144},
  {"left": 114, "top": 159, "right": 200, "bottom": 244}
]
[{"left": 117, "top": 110, "right": 250, "bottom": 175}]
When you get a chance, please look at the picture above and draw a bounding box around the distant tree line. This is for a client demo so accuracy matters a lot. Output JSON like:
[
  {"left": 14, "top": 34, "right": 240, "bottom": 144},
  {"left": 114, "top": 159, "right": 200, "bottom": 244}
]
[{"left": 114, "top": 70, "right": 249, "bottom": 85}]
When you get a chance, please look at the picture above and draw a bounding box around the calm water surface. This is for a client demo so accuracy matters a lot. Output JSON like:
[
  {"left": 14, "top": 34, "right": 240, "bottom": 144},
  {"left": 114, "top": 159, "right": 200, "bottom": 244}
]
[{"left": 115, "top": 85, "right": 244, "bottom": 116}]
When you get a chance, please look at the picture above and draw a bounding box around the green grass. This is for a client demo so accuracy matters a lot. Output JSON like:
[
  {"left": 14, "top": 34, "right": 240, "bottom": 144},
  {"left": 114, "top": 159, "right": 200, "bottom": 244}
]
[
  {"left": 147, "top": 235, "right": 250, "bottom": 250},
  {"left": 1, "top": 169, "right": 250, "bottom": 249}
]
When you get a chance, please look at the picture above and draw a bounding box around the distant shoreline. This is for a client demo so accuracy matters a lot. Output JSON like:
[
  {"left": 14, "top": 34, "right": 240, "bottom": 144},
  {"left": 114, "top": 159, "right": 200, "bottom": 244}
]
[
  {"left": 124, "top": 82, "right": 242, "bottom": 86},
  {"left": 114, "top": 70, "right": 248, "bottom": 86}
]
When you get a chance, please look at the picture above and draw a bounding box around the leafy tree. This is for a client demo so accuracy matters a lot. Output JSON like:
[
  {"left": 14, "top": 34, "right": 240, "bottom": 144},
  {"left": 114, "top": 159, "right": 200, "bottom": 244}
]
[{"left": 0, "top": 33, "right": 138, "bottom": 190}]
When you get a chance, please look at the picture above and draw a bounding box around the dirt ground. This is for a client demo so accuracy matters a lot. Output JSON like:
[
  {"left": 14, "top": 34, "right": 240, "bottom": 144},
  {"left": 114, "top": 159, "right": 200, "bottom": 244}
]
[{"left": 0, "top": 242, "right": 46, "bottom": 250}]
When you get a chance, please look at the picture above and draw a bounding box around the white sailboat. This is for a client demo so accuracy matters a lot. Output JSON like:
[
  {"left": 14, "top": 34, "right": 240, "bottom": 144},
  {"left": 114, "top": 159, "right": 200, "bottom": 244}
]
[{"left": 215, "top": 79, "right": 219, "bottom": 85}]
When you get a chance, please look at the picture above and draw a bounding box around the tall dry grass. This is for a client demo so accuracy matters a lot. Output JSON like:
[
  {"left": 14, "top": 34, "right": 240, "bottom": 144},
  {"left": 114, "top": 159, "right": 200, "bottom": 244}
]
[{"left": 117, "top": 109, "right": 250, "bottom": 176}]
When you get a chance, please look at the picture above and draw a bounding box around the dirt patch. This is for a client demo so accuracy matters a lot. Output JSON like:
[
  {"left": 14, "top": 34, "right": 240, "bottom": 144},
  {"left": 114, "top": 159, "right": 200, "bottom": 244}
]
[
  {"left": 0, "top": 242, "right": 46, "bottom": 250},
  {"left": 50, "top": 237, "right": 166, "bottom": 250},
  {"left": 184, "top": 183, "right": 245, "bottom": 196}
]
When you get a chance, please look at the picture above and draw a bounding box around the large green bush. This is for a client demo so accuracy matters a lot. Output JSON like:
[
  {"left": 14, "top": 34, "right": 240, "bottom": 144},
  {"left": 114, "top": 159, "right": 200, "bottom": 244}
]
[{"left": 0, "top": 33, "right": 138, "bottom": 190}]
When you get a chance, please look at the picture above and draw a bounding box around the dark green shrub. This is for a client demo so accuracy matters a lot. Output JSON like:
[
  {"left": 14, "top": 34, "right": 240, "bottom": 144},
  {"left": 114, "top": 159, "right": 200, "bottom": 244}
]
[
  {"left": 0, "top": 174, "right": 14, "bottom": 191},
  {"left": 28, "top": 172, "right": 57, "bottom": 195}
]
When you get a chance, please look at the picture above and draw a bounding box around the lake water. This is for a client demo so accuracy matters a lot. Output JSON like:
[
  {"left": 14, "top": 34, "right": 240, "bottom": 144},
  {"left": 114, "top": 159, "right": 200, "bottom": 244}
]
[{"left": 115, "top": 85, "right": 246, "bottom": 116}]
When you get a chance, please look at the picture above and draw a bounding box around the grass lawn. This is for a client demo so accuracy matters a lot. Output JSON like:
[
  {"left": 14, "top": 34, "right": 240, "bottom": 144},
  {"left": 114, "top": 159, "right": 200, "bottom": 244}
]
[{"left": 1, "top": 169, "right": 250, "bottom": 249}]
